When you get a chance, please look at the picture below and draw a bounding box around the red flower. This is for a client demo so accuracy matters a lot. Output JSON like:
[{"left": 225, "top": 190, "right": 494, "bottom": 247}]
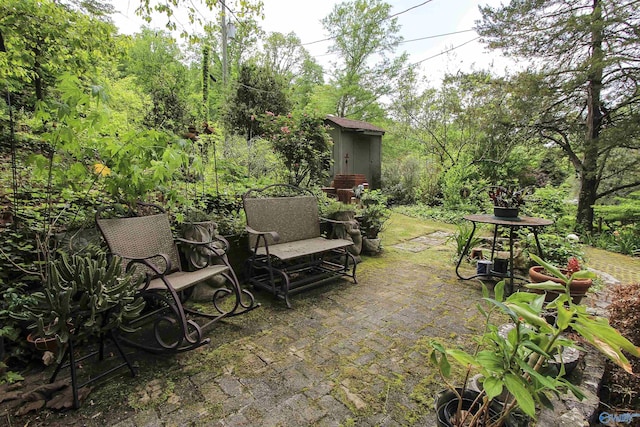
[{"left": 566, "top": 257, "right": 581, "bottom": 275}]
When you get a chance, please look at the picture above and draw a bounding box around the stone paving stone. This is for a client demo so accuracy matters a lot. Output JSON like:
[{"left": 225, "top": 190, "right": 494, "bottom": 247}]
[
  {"left": 284, "top": 393, "right": 326, "bottom": 424},
  {"left": 238, "top": 377, "right": 273, "bottom": 399},
  {"left": 215, "top": 375, "right": 244, "bottom": 397},
  {"left": 111, "top": 418, "right": 136, "bottom": 427},
  {"left": 281, "top": 366, "right": 314, "bottom": 391},
  {"left": 161, "top": 404, "right": 212, "bottom": 427},
  {"left": 316, "top": 394, "right": 352, "bottom": 420},
  {"left": 303, "top": 380, "right": 334, "bottom": 400},
  {"left": 197, "top": 381, "right": 228, "bottom": 404},
  {"left": 221, "top": 410, "right": 252, "bottom": 426},
  {"left": 219, "top": 394, "right": 255, "bottom": 417},
  {"left": 132, "top": 409, "right": 161, "bottom": 427}
]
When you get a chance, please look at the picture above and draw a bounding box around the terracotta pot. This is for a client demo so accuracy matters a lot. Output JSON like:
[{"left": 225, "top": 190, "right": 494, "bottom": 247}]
[
  {"left": 528, "top": 266, "right": 593, "bottom": 304},
  {"left": 27, "top": 333, "right": 59, "bottom": 353}
]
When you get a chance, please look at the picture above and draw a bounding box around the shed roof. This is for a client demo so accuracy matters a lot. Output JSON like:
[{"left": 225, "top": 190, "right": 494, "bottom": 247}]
[{"left": 325, "top": 116, "right": 385, "bottom": 135}]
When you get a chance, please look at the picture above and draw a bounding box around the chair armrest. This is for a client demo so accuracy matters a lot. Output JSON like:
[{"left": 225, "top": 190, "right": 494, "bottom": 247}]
[
  {"left": 245, "top": 226, "right": 280, "bottom": 243},
  {"left": 123, "top": 253, "right": 172, "bottom": 277}
]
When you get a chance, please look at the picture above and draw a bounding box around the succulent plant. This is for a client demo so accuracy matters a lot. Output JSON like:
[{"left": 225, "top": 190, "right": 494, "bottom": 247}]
[{"left": 27, "top": 251, "right": 145, "bottom": 360}]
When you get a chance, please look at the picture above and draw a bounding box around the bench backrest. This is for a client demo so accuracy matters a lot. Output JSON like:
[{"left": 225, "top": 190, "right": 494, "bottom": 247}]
[
  {"left": 244, "top": 195, "right": 321, "bottom": 248},
  {"left": 97, "top": 213, "right": 182, "bottom": 276}
]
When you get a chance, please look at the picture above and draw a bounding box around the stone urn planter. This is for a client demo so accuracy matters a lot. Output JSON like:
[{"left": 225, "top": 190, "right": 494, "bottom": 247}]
[
  {"left": 529, "top": 266, "right": 593, "bottom": 304},
  {"left": 361, "top": 237, "right": 381, "bottom": 254},
  {"left": 330, "top": 210, "right": 362, "bottom": 257}
]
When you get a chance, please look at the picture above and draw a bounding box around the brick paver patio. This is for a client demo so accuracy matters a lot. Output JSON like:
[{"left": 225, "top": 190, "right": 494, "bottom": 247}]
[{"left": 2, "top": 214, "right": 639, "bottom": 426}]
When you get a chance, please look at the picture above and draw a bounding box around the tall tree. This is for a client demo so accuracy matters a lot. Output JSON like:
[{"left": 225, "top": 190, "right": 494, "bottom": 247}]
[
  {"left": 261, "top": 32, "right": 308, "bottom": 81},
  {"left": 121, "top": 28, "right": 195, "bottom": 132},
  {"left": 477, "top": 0, "right": 640, "bottom": 232},
  {"left": 0, "top": 0, "right": 117, "bottom": 104},
  {"left": 322, "top": 0, "right": 407, "bottom": 120},
  {"left": 258, "top": 32, "right": 324, "bottom": 109},
  {"left": 224, "top": 62, "right": 291, "bottom": 142}
]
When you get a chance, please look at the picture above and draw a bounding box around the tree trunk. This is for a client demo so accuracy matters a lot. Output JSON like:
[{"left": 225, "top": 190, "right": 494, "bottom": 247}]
[{"left": 576, "top": 0, "right": 604, "bottom": 233}]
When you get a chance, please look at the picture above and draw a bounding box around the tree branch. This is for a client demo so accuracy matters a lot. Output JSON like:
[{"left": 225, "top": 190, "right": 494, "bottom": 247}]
[{"left": 597, "top": 181, "right": 640, "bottom": 199}]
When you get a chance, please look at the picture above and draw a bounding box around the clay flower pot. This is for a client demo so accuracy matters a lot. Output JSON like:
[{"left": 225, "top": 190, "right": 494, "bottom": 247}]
[
  {"left": 27, "top": 332, "right": 59, "bottom": 353},
  {"left": 528, "top": 266, "right": 593, "bottom": 304}
]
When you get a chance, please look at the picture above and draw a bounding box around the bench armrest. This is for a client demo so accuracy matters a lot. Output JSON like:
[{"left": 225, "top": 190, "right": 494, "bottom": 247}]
[
  {"left": 320, "top": 217, "right": 358, "bottom": 226},
  {"left": 245, "top": 226, "right": 280, "bottom": 243}
]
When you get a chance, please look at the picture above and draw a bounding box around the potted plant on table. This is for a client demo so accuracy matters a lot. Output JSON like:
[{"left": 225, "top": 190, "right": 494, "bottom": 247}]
[
  {"left": 488, "top": 186, "right": 528, "bottom": 219},
  {"left": 429, "top": 258, "right": 640, "bottom": 427}
]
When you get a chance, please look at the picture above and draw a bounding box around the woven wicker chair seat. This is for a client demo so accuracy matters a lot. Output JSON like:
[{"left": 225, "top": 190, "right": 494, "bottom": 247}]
[
  {"left": 256, "top": 237, "right": 353, "bottom": 261},
  {"left": 146, "top": 265, "right": 229, "bottom": 291}
]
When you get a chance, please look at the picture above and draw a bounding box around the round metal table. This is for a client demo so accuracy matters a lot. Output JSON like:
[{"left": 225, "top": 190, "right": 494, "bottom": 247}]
[{"left": 455, "top": 214, "right": 553, "bottom": 295}]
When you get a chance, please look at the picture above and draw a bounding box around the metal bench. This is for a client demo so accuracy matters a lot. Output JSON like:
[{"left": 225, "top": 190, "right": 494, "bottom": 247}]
[
  {"left": 243, "top": 184, "right": 358, "bottom": 308},
  {"left": 96, "top": 203, "right": 259, "bottom": 353}
]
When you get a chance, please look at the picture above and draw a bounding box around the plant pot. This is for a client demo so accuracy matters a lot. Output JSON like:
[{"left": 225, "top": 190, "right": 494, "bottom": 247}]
[
  {"left": 493, "top": 206, "right": 519, "bottom": 218},
  {"left": 435, "top": 388, "right": 518, "bottom": 427},
  {"left": 528, "top": 266, "right": 593, "bottom": 304},
  {"left": 492, "top": 258, "right": 509, "bottom": 275},
  {"left": 27, "top": 332, "right": 59, "bottom": 353},
  {"left": 362, "top": 237, "right": 381, "bottom": 254},
  {"left": 477, "top": 260, "right": 492, "bottom": 275}
]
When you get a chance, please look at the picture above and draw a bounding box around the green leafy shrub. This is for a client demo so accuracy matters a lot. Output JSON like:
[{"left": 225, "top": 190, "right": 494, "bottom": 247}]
[
  {"left": 357, "top": 190, "right": 391, "bottom": 239},
  {"left": 589, "top": 226, "right": 640, "bottom": 256},
  {"left": 594, "top": 191, "right": 640, "bottom": 223},
  {"left": 393, "top": 204, "right": 465, "bottom": 224},
  {"left": 524, "top": 185, "right": 576, "bottom": 233},
  {"left": 258, "top": 111, "right": 332, "bottom": 187},
  {"left": 448, "top": 222, "right": 483, "bottom": 258},
  {"left": 440, "top": 159, "right": 481, "bottom": 210},
  {"left": 382, "top": 157, "right": 440, "bottom": 205},
  {"left": 519, "top": 232, "right": 586, "bottom": 268}
]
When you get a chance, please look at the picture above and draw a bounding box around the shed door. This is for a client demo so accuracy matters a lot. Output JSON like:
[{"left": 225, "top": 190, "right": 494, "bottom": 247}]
[{"left": 353, "top": 135, "right": 371, "bottom": 182}]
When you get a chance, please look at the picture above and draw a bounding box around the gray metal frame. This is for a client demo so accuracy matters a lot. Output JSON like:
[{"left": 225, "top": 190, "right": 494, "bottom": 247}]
[{"left": 243, "top": 184, "right": 358, "bottom": 308}]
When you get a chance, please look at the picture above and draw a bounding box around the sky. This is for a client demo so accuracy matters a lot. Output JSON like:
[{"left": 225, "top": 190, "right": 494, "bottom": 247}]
[{"left": 113, "top": 0, "right": 511, "bottom": 85}]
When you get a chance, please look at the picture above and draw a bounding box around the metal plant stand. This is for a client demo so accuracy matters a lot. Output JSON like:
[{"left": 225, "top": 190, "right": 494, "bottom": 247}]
[{"left": 455, "top": 214, "right": 553, "bottom": 295}]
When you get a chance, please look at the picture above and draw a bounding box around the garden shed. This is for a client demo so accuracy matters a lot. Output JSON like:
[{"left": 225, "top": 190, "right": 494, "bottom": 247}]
[{"left": 324, "top": 116, "right": 384, "bottom": 189}]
